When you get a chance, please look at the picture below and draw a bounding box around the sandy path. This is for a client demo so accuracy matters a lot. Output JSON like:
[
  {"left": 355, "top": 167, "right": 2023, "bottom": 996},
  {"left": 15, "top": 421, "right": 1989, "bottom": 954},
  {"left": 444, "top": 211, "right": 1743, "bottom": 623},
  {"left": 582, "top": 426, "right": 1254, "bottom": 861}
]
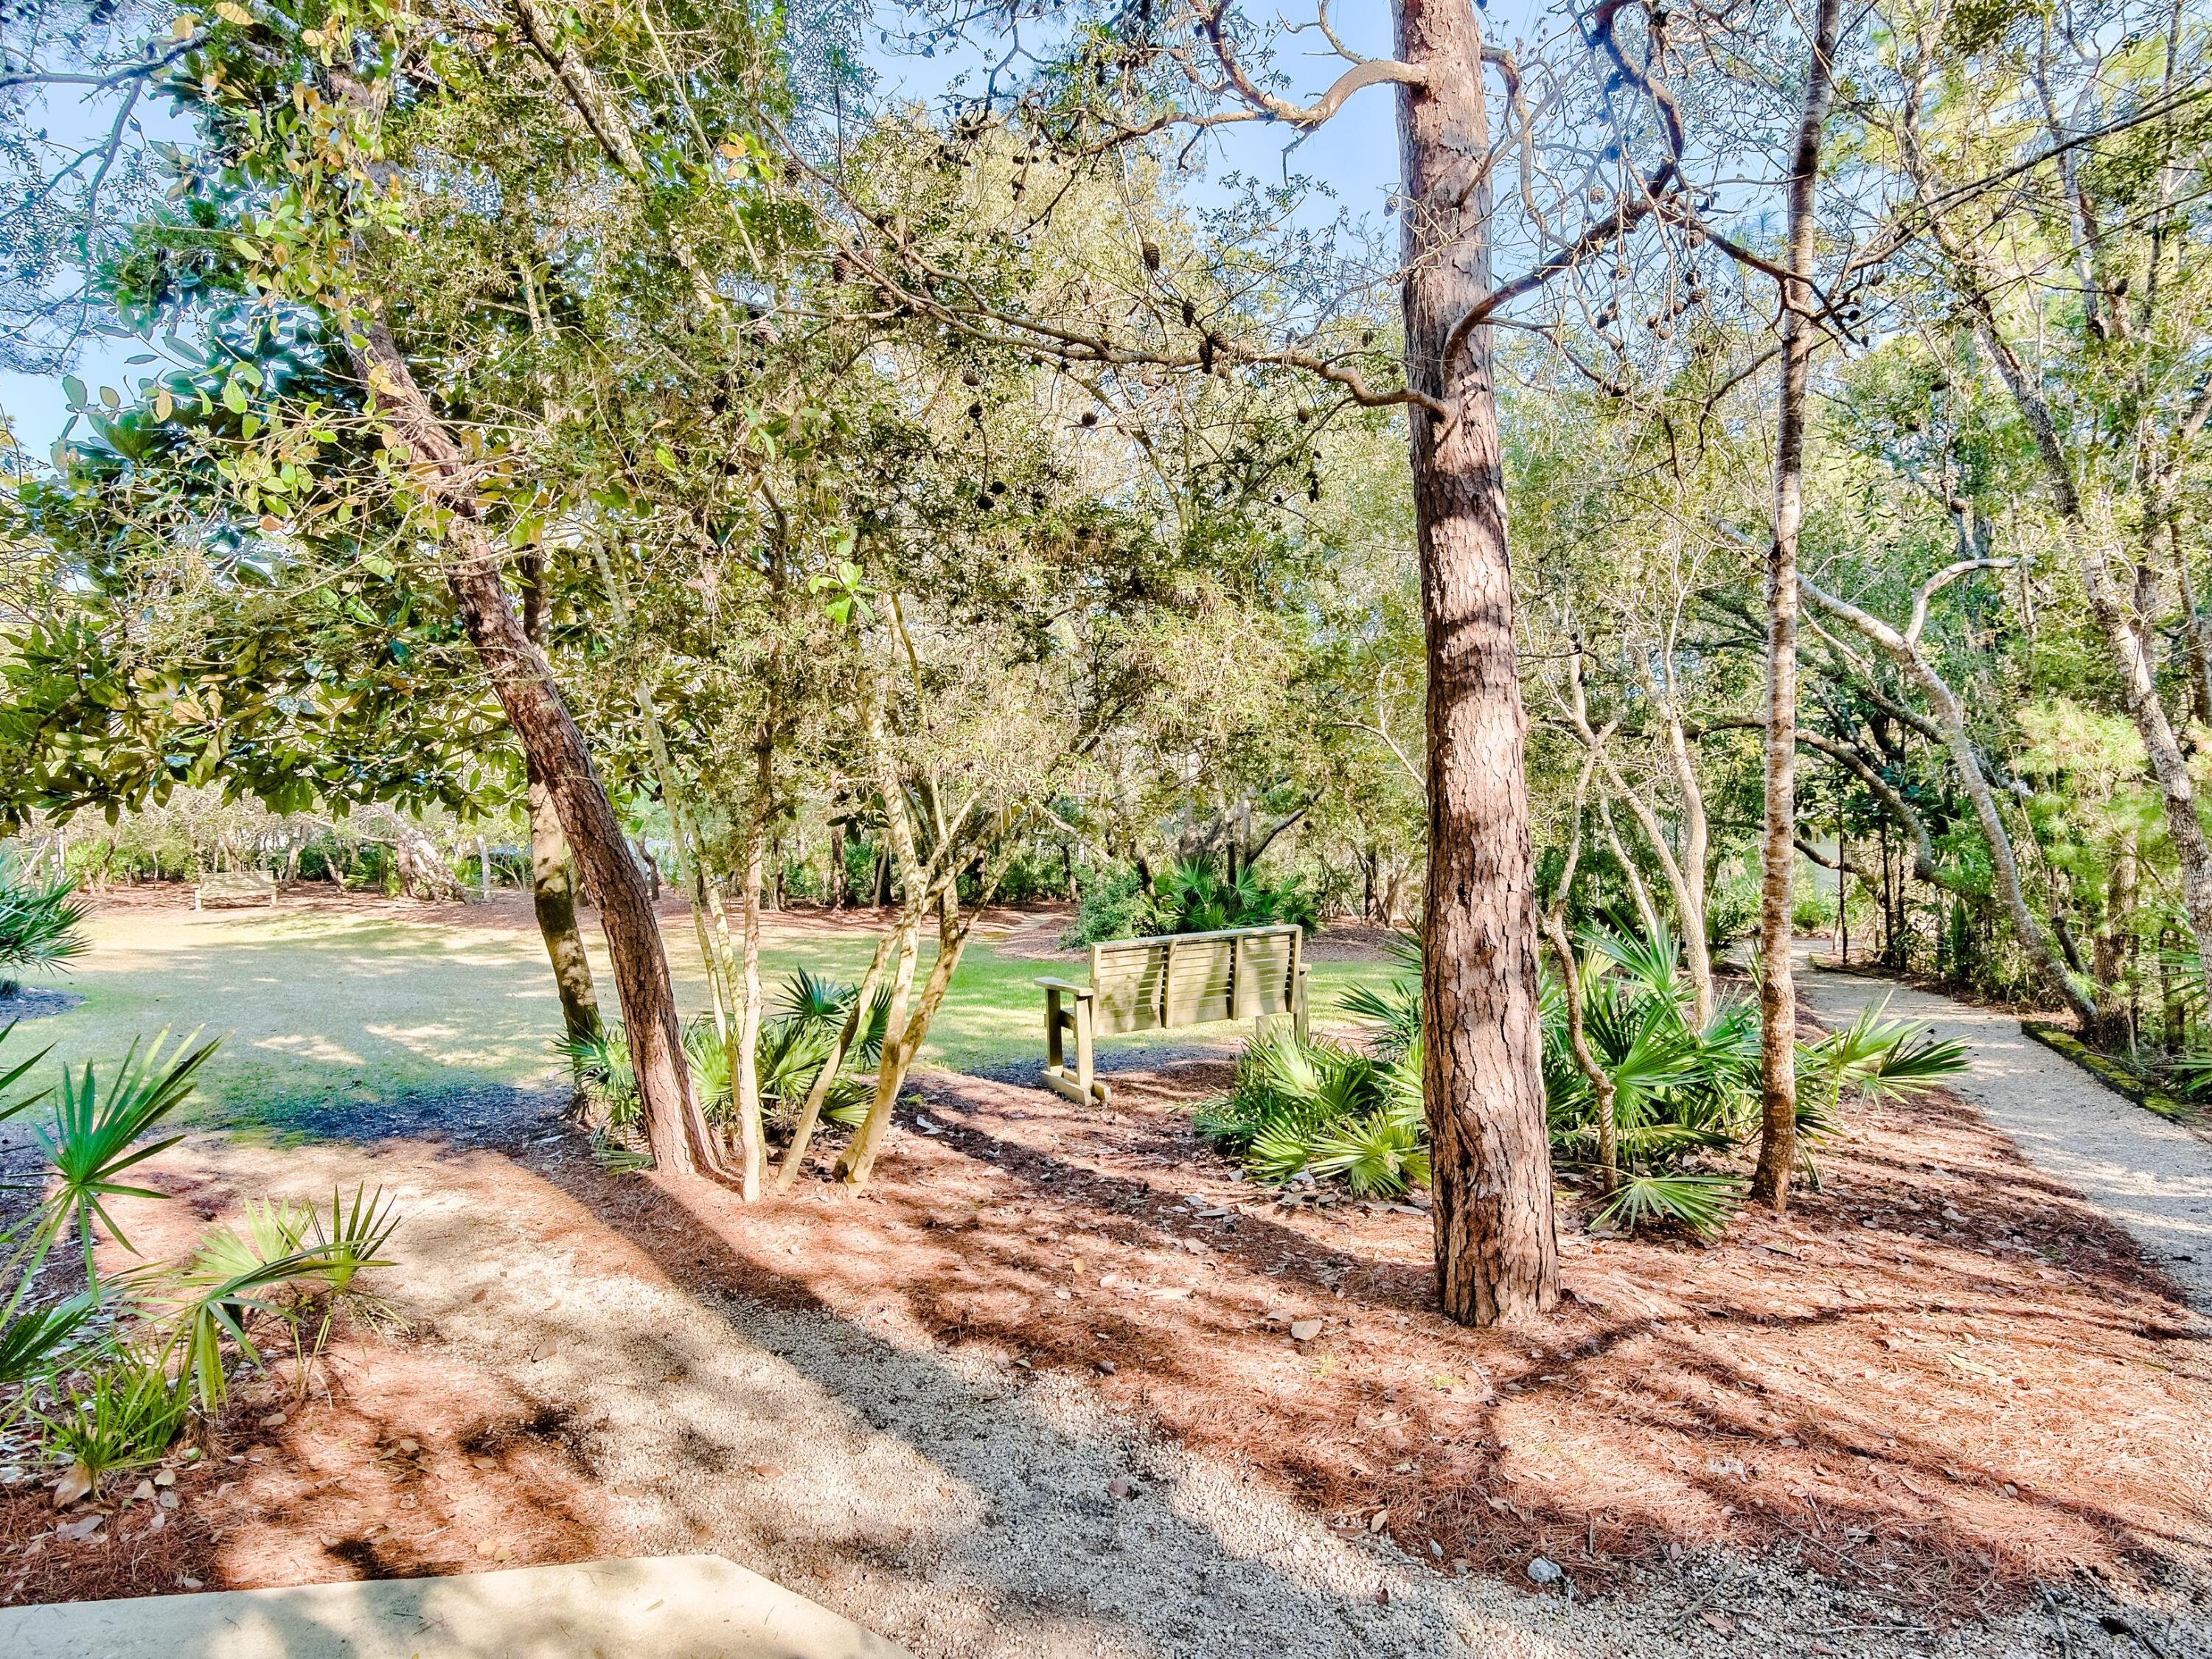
[
  {"left": 159, "top": 1124, "right": 2201, "bottom": 1659},
  {"left": 1799, "top": 961, "right": 2212, "bottom": 1312}
]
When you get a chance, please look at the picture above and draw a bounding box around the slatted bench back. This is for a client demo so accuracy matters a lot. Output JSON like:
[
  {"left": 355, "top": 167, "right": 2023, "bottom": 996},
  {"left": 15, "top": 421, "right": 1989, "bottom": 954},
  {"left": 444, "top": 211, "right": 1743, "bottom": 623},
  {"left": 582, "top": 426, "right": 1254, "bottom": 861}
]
[{"left": 1088, "top": 925, "right": 1303, "bottom": 1038}]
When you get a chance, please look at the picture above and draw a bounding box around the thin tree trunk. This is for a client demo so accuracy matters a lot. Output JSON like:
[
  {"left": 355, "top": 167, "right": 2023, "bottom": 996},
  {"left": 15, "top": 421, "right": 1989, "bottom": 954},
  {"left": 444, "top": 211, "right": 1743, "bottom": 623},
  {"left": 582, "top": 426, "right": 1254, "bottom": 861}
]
[
  {"left": 352, "top": 323, "right": 717, "bottom": 1179},
  {"left": 1543, "top": 754, "right": 1615, "bottom": 1191},
  {"left": 776, "top": 928, "right": 894, "bottom": 1189},
  {"left": 1750, "top": 0, "right": 1843, "bottom": 1212},
  {"left": 731, "top": 731, "right": 773, "bottom": 1200},
  {"left": 1397, "top": 0, "right": 1557, "bottom": 1325},
  {"left": 840, "top": 848, "right": 1015, "bottom": 1191},
  {"left": 527, "top": 773, "right": 602, "bottom": 1044},
  {"left": 835, "top": 917, "right": 920, "bottom": 1186},
  {"left": 1802, "top": 580, "right": 2098, "bottom": 1026},
  {"left": 515, "top": 558, "right": 606, "bottom": 1046},
  {"left": 1599, "top": 797, "right": 1663, "bottom": 939}
]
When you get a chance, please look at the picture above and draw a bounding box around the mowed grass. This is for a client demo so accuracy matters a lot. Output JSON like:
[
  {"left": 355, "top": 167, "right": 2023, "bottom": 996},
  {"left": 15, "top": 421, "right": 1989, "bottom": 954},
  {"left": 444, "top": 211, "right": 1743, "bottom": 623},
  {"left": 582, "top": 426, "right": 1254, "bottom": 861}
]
[{"left": 5, "top": 906, "right": 1403, "bottom": 1128}]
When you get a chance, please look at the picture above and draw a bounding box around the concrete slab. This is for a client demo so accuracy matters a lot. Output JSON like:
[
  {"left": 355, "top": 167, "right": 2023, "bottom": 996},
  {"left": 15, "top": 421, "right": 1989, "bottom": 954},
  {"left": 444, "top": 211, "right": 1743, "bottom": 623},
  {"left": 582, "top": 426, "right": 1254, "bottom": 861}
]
[{"left": 0, "top": 1554, "right": 917, "bottom": 1658}]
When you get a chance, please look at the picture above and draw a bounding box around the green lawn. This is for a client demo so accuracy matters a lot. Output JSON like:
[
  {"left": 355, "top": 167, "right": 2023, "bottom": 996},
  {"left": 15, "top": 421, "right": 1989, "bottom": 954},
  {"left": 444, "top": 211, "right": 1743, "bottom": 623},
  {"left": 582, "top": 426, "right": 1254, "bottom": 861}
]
[{"left": 5, "top": 908, "right": 1403, "bottom": 1127}]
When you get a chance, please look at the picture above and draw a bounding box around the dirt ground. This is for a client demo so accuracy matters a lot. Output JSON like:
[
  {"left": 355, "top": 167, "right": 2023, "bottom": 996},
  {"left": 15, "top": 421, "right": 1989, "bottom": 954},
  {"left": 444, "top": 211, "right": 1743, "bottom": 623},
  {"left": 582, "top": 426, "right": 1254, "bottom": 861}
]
[{"left": 4, "top": 1015, "right": 2210, "bottom": 1654}]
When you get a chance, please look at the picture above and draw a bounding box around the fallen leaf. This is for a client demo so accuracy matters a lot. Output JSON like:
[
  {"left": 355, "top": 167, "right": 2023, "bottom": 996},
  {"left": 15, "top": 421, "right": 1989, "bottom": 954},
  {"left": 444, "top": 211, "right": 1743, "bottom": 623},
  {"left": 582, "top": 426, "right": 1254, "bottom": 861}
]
[
  {"left": 1700, "top": 1610, "right": 1737, "bottom": 1635},
  {"left": 56, "top": 1514, "right": 103, "bottom": 1543},
  {"left": 1290, "top": 1319, "right": 1322, "bottom": 1342},
  {"left": 52, "top": 1463, "right": 93, "bottom": 1507},
  {"left": 260, "top": 1411, "right": 287, "bottom": 1430},
  {"left": 1368, "top": 1507, "right": 1389, "bottom": 1533}
]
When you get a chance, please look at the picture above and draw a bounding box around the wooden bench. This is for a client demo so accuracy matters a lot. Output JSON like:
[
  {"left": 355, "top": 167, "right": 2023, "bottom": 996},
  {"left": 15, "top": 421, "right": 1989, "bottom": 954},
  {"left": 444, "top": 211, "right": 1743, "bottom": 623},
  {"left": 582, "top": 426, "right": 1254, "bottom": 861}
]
[
  {"left": 1037, "top": 924, "right": 1308, "bottom": 1106},
  {"left": 194, "top": 870, "right": 277, "bottom": 910}
]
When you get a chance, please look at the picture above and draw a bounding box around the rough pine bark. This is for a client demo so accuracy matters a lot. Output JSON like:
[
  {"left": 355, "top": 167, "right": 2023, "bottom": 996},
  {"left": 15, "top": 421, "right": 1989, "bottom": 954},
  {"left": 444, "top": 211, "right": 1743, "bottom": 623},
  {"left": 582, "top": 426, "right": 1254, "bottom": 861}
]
[
  {"left": 1397, "top": 0, "right": 1557, "bottom": 1324},
  {"left": 1749, "top": 0, "right": 1843, "bottom": 1211},
  {"left": 353, "top": 324, "right": 715, "bottom": 1178}
]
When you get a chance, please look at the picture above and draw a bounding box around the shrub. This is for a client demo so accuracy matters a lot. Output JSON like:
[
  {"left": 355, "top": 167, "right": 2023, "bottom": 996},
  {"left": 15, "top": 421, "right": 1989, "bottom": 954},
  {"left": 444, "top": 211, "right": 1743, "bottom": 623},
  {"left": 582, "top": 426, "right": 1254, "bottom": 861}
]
[
  {"left": 1062, "top": 868, "right": 1164, "bottom": 946},
  {"left": 1064, "top": 856, "right": 1318, "bottom": 946},
  {"left": 568, "top": 970, "right": 892, "bottom": 1154},
  {"left": 38, "top": 1357, "right": 189, "bottom": 1487},
  {"left": 1200, "top": 922, "right": 1968, "bottom": 1232},
  {"left": 0, "top": 1023, "right": 402, "bottom": 1493},
  {"left": 1546, "top": 924, "right": 1968, "bottom": 1234},
  {"left": 1793, "top": 889, "right": 1837, "bottom": 931},
  {"left": 1197, "top": 1028, "right": 1427, "bottom": 1197},
  {"left": 1704, "top": 882, "right": 1759, "bottom": 949},
  {"left": 0, "top": 860, "right": 89, "bottom": 990}
]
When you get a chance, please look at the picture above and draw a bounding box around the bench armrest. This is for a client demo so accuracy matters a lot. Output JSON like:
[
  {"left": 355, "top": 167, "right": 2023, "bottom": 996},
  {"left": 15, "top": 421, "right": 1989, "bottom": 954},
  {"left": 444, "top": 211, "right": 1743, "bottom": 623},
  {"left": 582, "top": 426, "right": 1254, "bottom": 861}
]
[{"left": 1032, "top": 977, "right": 1091, "bottom": 996}]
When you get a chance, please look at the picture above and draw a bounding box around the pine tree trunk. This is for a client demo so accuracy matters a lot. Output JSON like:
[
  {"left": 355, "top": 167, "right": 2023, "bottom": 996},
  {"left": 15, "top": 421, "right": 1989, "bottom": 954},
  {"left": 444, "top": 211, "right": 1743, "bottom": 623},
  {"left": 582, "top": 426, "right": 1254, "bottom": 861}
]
[
  {"left": 352, "top": 323, "right": 713, "bottom": 1178},
  {"left": 1749, "top": 0, "right": 1843, "bottom": 1212},
  {"left": 1397, "top": 0, "right": 1556, "bottom": 1325}
]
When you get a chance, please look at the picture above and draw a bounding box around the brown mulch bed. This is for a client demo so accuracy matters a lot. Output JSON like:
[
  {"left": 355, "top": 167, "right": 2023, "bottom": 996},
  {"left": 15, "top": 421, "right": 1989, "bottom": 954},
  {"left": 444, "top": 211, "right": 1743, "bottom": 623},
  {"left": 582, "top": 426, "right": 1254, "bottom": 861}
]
[
  {"left": 543, "top": 1062, "right": 2210, "bottom": 1621},
  {"left": 4, "top": 1051, "right": 2208, "bottom": 1622}
]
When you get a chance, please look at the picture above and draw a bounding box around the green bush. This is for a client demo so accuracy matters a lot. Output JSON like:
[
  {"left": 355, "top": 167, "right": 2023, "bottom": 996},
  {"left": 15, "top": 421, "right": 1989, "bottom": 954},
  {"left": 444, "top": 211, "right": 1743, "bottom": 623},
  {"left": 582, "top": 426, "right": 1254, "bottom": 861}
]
[
  {"left": 1063, "top": 855, "right": 1318, "bottom": 946},
  {"left": 1793, "top": 890, "right": 1837, "bottom": 931},
  {"left": 1196, "top": 923, "right": 1968, "bottom": 1231},
  {"left": 0, "top": 860, "right": 88, "bottom": 990},
  {"left": 1704, "top": 883, "right": 1760, "bottom": 948},
  {"left": 568, "top": 969, "right": 893, "bottom": 1157},
  {"left": 0, "top": 1025, "right": 401, "bottom": 1498},
  {"left": 1196, "top": 1029, "right": 1427, "bottom": 1197},
  {"left": 38, "top": 1357, "right": 189, "bottom": 1485},
  {"left": 1545, "top": 924, "right": 1966, "bottom": 1234},
  {"left": 1061, "top": 868, "right": 1164, "bottom": 946}
]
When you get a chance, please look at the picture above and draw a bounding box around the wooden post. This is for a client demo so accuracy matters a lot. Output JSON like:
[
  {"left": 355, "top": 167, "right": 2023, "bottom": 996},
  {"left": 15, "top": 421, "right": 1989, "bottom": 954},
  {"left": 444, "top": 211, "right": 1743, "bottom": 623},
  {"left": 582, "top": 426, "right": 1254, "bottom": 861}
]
[{"left": 1074, "top": 995, "right": 1095, "bottom": 1102}]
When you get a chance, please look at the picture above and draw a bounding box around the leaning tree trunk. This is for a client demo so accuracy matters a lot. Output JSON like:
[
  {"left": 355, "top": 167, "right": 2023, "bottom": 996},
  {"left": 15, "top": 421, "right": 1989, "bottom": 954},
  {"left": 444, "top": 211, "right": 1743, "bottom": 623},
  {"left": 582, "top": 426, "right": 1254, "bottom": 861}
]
[
  {"left": 1398, "top": 0, "right": 1557, "bottom": 1325},
  {"left": 353, "top": 323, "right": 717, "bottom": 1178},
  {"left": 1749, "top": 0, "right": 1843, "bottom": 1212},
  {"left": 1801, "top": 582, "right": 2098, "bottom": 1028}
]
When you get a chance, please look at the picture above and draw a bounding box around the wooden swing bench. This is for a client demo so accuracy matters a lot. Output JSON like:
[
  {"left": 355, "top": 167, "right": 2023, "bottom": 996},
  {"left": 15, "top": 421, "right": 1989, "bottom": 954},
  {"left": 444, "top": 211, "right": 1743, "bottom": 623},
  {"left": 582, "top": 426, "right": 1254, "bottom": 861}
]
[
  {"left": 1037, "top": 923, "right": 1309, "bottom": 1106},
  {"left": 194, "top": 870, "right": 277, "bottom": 910}
]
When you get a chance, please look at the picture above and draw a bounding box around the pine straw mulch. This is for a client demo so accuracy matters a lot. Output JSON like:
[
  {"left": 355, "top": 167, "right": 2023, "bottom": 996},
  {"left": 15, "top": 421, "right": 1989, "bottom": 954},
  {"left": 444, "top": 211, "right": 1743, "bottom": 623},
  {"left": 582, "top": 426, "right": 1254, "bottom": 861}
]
[
  {"left": 544, "top": 1057, "right": 2212, "bottom": 1624},
  {"left": 4, "top": 1046, "right": 2208, "bottom": 1624}
]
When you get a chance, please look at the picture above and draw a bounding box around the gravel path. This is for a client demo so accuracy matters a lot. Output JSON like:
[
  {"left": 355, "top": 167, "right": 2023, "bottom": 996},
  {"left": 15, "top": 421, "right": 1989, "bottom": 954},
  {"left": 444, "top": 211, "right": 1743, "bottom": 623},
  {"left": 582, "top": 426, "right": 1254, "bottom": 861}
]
[{"left": 1799, "top": 959, "right": 2212, "bottom": 1312}]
